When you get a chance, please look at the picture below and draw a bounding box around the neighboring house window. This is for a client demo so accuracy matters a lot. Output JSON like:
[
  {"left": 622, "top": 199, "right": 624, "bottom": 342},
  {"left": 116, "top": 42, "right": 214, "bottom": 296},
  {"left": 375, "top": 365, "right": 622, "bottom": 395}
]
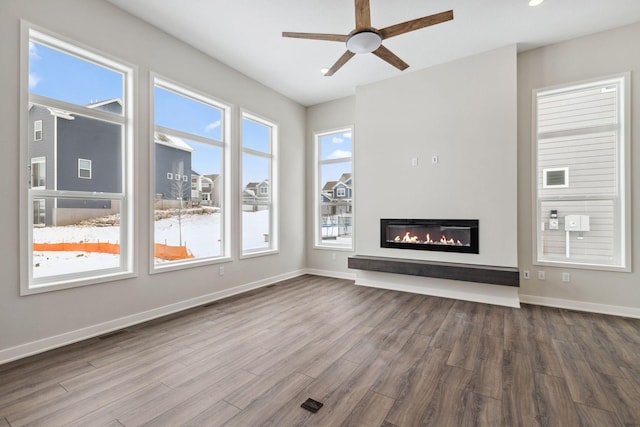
[
  {"left": 30, "top": 157, "right": 46, "bottom": 189},
  {"left": 23, "top": 27, "right": 134, "bottom": 294},
  {"left": 241, "top": 112, "right": 277, "bottom": 256},
  {"left": 152, "top": 77, "right": 230, "bottom": 270},
  {"left": 34, "top": 120, "right": 43, "bottom": 141},
  {"left": 534, "top": 74, "right": 630, "bottom": 270},
  {"left": 78, "top": 158, "right": 92, "bottom": 179},
  {"left": 315, "top": 128, "right": 353, "bottom": 249}
]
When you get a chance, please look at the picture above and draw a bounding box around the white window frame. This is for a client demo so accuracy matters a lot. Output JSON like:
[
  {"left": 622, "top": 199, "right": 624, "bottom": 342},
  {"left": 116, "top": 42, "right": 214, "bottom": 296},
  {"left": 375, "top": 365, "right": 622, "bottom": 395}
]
[
  {"left": 314, "top": 127, "right": 354, "bottom": 250},
  {"left": 151, "top": 76, "right": 231, "bottom": 273},
  {"left": 34, "top": 119, "right": 42, "bottom": 141},
  {"left": 532, "top": 73, "right": 630, "bottom": 271},
  {"left": 542, "top": 167, "right": 568, "bottom": 189},
  {"left": 240, "top": 111, "right": 278, "bottom": 258},
  {"left": 78, "top": 158, "right": 92, "bottom": 179},
  {"left": 167, "top": 172, "right": 173, "bottom": 180},
  {"left": 20, "top": 23, "right": 136, "bottom": 295}
]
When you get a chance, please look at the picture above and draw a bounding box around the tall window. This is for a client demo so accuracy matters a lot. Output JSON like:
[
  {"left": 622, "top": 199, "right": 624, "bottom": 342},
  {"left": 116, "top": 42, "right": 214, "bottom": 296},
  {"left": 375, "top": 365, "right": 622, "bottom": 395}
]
[
  {"left": 241, "top": 112, "right": 277, "bottom": 256},
  {"left": 315, "top": 128, "right": 353, "bottom": 249},
  {"left": 152, "top": 78, "right": 230, "bottom": 270},
  {"left": 534, "top": 74, "right": 630, "bottom": 270},
  {"left": 23, "top": 27, "right": 134, "bottom": 294}
]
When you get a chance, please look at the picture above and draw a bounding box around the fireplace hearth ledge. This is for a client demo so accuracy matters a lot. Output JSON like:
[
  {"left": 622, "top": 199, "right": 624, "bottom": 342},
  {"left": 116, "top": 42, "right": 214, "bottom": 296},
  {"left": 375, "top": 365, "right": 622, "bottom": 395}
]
[{"left": 348, "top": 255, "right": 519, "bottom": 287}]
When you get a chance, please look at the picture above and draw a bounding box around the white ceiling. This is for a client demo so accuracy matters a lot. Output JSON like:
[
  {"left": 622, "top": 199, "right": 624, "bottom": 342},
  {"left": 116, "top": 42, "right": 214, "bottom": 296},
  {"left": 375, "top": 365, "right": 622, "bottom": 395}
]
[{"left": 106, "top": 0, "right": 640, "bottom": 107}]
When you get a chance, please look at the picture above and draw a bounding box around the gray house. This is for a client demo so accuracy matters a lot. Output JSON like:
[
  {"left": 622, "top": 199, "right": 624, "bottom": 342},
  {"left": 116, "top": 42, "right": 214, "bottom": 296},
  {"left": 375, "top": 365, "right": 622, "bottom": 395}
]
[
  {"left": 320, "top": 172, "right": 352, "bottom": 215},
  {"left": 242, "top": 179, "right": 269, "bottom": 211},
  {"left": 191, "top": 172, "right": 221, "bottom": 207},
  {"left": 154, "top": 132, "right": 193, "bottom": 209},
  {"left": 29, "top": 99, "right": 123, "bottom": 226}
]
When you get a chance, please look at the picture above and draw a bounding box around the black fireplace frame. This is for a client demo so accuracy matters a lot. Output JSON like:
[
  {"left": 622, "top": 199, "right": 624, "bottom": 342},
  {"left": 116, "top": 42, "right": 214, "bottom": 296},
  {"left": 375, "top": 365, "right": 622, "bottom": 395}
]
[{"left": 380, "top": 218, "right": 479, "bottom": 254}]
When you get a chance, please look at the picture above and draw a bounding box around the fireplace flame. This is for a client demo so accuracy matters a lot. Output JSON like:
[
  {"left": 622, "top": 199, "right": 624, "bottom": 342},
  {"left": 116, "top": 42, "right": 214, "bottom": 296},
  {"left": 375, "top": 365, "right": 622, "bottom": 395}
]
[{"left": 392, "top": 231, "right": 467, "bottom": 247}]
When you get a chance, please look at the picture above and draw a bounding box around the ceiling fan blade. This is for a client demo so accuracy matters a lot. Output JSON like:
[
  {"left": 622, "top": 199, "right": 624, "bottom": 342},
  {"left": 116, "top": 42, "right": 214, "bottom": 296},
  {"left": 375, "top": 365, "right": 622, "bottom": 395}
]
[
  {"left": 325, "top": 51, "right": 356, "bottom": 76},
  {"left": 372, "top": 45, "right": 409, "bottom": 71},
  {"left": 355, "top": 0, "right": 371, "bottom": 30},
  {"left": 379, "top": 10, "right": 453, "bottom": 39},
  {"left": 282, "top": 32, "right": 348, "bottom": 42}
]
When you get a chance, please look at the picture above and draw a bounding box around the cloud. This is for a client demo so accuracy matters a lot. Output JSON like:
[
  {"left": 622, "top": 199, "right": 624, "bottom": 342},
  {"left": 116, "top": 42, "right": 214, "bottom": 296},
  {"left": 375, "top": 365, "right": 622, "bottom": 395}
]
[
  {"left": 327, "top": 149, "right": 352, "bottom": 159},
  {"left": 342, "top": 132, "right": 352, "bottom": 139},
  {"left": 331, "top": 136, "right": 344, "bottom": 144},
  {"left": 29, "top": 41, "right": 40, "bottom": 60},
  {"left": 29, "top": 73, "right": 41, "bottom": 90},
  {"left": 204, "top": 120, "right": 221, "bottom": 133}
]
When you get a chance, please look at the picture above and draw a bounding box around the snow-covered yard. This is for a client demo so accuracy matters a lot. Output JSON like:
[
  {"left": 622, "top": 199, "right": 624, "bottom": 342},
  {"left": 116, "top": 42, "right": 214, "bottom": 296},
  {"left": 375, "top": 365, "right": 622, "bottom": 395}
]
[{"left": 33, "top": 211, "right": 269, "bottom": 278}]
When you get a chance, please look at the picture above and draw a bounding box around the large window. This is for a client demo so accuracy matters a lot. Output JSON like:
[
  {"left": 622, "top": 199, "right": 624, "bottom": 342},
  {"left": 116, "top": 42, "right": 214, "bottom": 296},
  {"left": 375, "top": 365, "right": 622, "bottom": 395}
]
[
  {"left": 22, "top": 27, "right": 134, "bottom": 294},
  {"left": 533, "top": 74, "right": 630, "bottom": 270},
  {"left": 241, "top": 112, "right": 277, "bottom": 256},
  {"left": 315, "top": 128, "right": 353, "bottom": 249},
  {"left": 152, "top": 78, "right": 230, "bottom": 270}
]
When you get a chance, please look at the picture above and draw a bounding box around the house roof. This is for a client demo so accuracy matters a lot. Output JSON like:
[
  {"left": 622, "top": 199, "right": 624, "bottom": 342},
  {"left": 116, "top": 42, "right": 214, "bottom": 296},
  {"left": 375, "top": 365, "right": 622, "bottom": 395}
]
[
  {"left": 322, "top": 181, "right": 338, "bottom": 192},
  {"left": 154, "top": 132, "right": 194, "bottom": 153}
]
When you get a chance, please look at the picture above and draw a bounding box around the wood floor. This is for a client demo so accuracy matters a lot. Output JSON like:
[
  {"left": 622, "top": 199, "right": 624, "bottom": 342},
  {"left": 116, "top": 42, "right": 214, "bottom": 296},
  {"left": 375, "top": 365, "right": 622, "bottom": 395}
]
[{"left": 1, "top": 275, "right": 640, "bottom": 427}]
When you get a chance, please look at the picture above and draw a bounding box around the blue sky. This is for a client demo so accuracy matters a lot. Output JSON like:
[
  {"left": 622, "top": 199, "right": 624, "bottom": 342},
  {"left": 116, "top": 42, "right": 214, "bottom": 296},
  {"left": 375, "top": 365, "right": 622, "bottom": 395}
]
[{"left": 29, "top": 41, "right": 351, "bottom": 188}]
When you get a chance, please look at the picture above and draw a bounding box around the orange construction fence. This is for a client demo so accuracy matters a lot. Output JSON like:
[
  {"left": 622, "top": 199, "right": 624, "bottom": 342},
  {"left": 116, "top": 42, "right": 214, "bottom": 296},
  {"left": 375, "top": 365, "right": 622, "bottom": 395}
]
[
  {"left": 154, "top": 243, "right": 194, "bottom": 260},
  {"left": 33, "top": 242, "right": 120, "bottom": 254},
  {"left": 33, "top": 242, "right": 194, "bottom": 261}
]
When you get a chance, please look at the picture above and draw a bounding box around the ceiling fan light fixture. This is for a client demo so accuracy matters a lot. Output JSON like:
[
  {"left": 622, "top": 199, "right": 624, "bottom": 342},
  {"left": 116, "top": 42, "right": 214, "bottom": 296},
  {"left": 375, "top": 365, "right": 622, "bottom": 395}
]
[
  {"left": 346, "top": 31, "right": 382, "bottom": 54},
  {"left": 528, "top": 0, "right": 544, "bottom": 6}
]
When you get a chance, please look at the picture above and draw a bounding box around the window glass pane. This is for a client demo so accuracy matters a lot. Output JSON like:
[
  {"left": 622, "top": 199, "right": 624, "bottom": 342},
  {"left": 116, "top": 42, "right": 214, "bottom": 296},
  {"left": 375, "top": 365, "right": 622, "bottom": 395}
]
[
  {"left": 32, "top": 196, "right": 121, "bottom": 279},
  {"left": 154, "top": 135, "right": 223, "bottom": 263},
  {"left": 320, "top": 131, "right": 352, "bottom": 161},
  {"left": 242, "top": 153, "right": 271, "bottom": 251},
  {"left": 319, "top": 162, "right": 352, "bottom": 246},
  {"left": 154, "top": 87, "right": 222, "bottom": 141},
  {"left": 242, "top": 118, "right": 270, "bottom": 153},
  {"left": 29, "top": 41, "right": 123, "bottom": 111},
  {"left": 153, "top": 81, "right": 227, "bottom": 267}
]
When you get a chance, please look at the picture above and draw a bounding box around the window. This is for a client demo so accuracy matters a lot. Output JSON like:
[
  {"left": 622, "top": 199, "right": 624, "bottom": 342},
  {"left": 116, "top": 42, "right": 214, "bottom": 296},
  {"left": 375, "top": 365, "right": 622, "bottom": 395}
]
[
  {"left": 34, "top": 120, "right": 42, "bottom": 141},
  {"left": 152, "top": 78, "right": 230, "bottom": 270},
  {"left": 534, "top": 74, "right": 630, "bottom": 270},
  {"left": 78, "top": 158, "right": 92, "bottom": 179},
  {"left": 241, "top": 112, "right": 277, "bottom": 256},
  {"left": 30, "top": 157, "right": 46, "bottom": 189},
  {"left": 22, "top": 27, "right": 134, "bottom": 294},
  {"left": 315, "top": 128, "right": 353, "bottom": 249}
]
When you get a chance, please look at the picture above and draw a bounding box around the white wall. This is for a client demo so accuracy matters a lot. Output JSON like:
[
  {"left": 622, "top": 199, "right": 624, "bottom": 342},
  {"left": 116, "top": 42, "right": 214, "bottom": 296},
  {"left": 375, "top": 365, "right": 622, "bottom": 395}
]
[
  {"left": 306, "top": 46, "right": 520, "bottom": 306},
  {"left": 518, "top": 22, "right": 640, "bottom": 316},
  {"left": 355, "top": 45, "right": 518, "bottom": 267},
  {"left": 305, "top": 97, "right": 356, "bottom": 278},
  {"left": 0, "top": 0, "right": 306, "bottom": 362}
]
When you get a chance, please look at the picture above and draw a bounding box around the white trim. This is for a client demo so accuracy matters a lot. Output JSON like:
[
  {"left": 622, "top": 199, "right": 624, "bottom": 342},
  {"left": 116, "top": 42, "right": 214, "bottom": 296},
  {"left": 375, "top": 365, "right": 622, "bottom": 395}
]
[
  {"left": 355, "top": 275, "right": 521, "bottom": 308},
  {"left": 519, "top": 294, "right": 640, "bottom": 319},
  {"left": 0, "top": 269, "right": 306, "bottom": 365}
]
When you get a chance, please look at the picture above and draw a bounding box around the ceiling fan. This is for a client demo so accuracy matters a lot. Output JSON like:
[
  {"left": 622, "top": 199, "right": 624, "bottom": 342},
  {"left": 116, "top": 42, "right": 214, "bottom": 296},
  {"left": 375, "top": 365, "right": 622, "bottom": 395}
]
[{"left": 282, "top": 0, "right": 453, "bottom": 76}]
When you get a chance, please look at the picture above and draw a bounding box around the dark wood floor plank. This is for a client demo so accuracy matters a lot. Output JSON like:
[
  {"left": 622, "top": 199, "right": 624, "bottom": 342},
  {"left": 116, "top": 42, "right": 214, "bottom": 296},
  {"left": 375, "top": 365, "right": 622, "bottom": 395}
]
[
  {"left": 594, "top": 371, "right": 640, "bottom": 425},
  {"left": 339, "top": 390, "right": 395, "bottom": 427},
  {"left": 502, "top": 350, "right": 540, "bottom": 427},
  {"left": 1, "top": 276, "right": 639, "bottom": 427},
  {"left": 461, "top": 392, "right": 502, "bottom": 427},
  {"left": 552, "top": 339, "right": 615, "bottom": 412},
  {"left": 575, "top": 403, "right": 624, "bottom": 427},
  {"left": 534, "top": 372, "right": 580, "bottom": 426}
]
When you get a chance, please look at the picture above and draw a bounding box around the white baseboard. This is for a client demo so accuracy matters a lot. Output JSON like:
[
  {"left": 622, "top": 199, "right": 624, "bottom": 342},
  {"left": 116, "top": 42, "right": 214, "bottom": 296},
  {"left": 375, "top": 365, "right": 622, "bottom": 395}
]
[
  {"left": 519, "top": 294, "right": 640, "bottom": 319},
  {"left": 304, "top": 268, "right": 356, "bottom": 281},
  {"left": 355, "top": 276, "right": 521, "bottom": 308},
  {"left": 0, "top": 269, "right": 306, "bottom": 365}
]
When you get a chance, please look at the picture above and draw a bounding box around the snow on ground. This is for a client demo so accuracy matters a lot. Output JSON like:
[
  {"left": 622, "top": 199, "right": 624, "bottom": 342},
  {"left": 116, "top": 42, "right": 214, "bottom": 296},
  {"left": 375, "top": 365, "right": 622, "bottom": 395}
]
[{"left": 33, "top": 211, "right": 270, "bottom": 278}]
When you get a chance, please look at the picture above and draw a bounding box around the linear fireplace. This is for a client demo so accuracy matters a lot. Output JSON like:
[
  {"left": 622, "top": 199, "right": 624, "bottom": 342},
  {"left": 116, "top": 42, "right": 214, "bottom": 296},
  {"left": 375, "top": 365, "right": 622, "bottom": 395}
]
[{"left": 381, "top": 219, "right": 479, "bottom": 254}]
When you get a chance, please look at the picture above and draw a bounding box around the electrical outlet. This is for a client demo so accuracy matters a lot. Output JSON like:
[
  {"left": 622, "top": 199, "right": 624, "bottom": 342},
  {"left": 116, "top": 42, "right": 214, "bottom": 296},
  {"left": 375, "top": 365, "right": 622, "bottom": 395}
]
[
  {"left": 562, "top": 272, "right": 570, "bottom": 282},
  {"left": 523, "top": 270, "right": 530, "bottom": 279},
  {"left": 219, "top": 266, "right": 224, "bottom": 276},
  {"left": 538, "top": 270, "right": 545, "bottom": 280},
  {"left": 331, "top": 253, "right": 337, "bottom": 261}
]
